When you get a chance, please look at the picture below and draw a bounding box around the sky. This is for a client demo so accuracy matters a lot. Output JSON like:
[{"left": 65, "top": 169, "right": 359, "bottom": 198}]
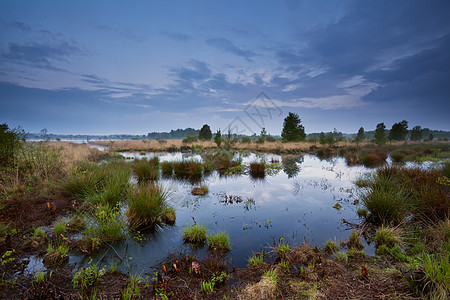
[{"left": 1, "top": 0, "right": 449, "bottom": 135}]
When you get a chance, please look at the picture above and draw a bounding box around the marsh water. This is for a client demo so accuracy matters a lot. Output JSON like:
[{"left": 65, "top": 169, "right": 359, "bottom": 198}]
[{"left": 50, "top": 151, "right": 378, "bottom": 276}]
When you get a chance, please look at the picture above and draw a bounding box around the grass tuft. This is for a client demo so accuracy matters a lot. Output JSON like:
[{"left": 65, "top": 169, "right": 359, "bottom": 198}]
[
  {"left": 182, "top": 224, "right": 207, "bottom": 244},
  {"left": 126, "top": 184, "right": 170, "bottom": 228},
  {"left": 249, "top": 162, "right": 265, "bottom": 179},
  {"left": 207, "top": 231, "right": 230, "bottom": 251}
]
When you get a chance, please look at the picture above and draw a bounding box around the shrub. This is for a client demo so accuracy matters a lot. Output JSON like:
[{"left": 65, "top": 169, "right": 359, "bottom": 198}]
[
  {"left": 249, "top": 162, "right": 265, "bottom": 179},
  {"left": 182, "top": 135, "right": 198, "bottom": 143},
  {"left": 390, "top": 149, "right": 407, "bottom": 162},
  {"left": 207, "top": 231, "right": 230, "bottom": 251},
  {"left": 182, "top": 224, "right": 207, "bottom": 244},
  {"left": 241, "top": 136, "right": 251, "bottom": 144},
  {"left": 126, "top": 184, "right": 170, "bottom": 228}
]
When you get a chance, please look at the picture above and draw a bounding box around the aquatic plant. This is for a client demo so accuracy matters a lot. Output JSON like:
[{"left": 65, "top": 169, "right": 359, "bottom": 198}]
[
  {"left": 191, "top": 184, "right": 208, "bottom": 196},
  {"left": 173, "top": 160, "right": 203, "bottom": 177},
  {"left": 358, "top": 147, "right": 387, "bottom": 167},
  {"left": 132, "top": 157, "right": 159, "bottom": 182},
  {"left": 160, "top": 161, "right": 174, "bottom": 175},
  {"left": 126, "top": 184, "right": 170, "bottom": 228},
  {"left": 207, "top": 231, "right": 230, "bottom": 251},
  {"left": 249, "top": 161, "right": 265, "bottom": 179},
  {"left": 182, "top": 224, "right": 207, "bottom": 244}
]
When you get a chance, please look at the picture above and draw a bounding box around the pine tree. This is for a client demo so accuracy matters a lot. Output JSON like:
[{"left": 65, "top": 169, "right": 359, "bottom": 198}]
[
  {"left": 281, "top": 112, "right": 306, "bottom": 142},
  {"left": 198, "top": 124, "right": 212, "bottom": 140}
]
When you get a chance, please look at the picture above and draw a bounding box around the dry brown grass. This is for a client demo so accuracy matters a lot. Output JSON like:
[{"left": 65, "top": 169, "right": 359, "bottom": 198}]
[
  {"left": 93, "top": 139, "right": 364, "bottom": 152},
  {"left": 46, "top": 142, "right": 107, "bottom": 172}
]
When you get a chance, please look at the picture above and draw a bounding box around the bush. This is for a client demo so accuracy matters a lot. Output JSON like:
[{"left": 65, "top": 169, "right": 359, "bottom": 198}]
[
  {"left": 126, "top": 184, "right": 170, "bottom": 228},
  {"left": 207, "top": 231, "right": 230, "bottom": 251},
  {"left": 182, "top": 136, "right": 198, "bottom": 143},
  {"left": 182, "top": 224, "right": 207, "bottom": 244},
  {"left": 358, "top": 148, "right": 387, "bottom": 167},
  {"left": 241, "top": 136, "right": 251, "bottom": 144}
]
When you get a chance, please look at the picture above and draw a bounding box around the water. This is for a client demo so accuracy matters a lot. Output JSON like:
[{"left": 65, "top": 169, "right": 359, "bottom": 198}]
[{"left": 74, "top": 152, "right": 375, "bottom": 274}]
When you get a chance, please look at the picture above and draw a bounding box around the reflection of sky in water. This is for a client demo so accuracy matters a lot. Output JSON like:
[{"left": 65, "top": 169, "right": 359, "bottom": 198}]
[{"left": 75, "top": 153, "right": 376, "bottom": 274}]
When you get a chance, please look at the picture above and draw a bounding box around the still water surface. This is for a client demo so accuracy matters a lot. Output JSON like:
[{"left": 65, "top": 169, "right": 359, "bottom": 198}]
[{"left": 71, "top": 152, "right": 373, "bottom": 274}]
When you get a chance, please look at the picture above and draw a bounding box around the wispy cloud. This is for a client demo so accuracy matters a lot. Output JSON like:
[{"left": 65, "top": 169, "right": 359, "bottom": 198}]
[{"left": 206, "top": 37, "right": 256, "bottom": 62}]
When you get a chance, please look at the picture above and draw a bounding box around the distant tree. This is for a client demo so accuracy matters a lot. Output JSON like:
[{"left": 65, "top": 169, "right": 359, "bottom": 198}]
[
  {"left": 198, "top": 124, "right": 212, "bottom": 141},
  {"left": 319, "top": 132, "right": 326, "bottom": 145},
  {"left": 256, "top": 127, "right": 267, "bottom": 144},
  {"left": 410, "top": 125, "right": 423, "bottom": 141},
  {"left": 40, "top": 128, "right": 50, "bottom": 142},
  {"left": 428, "top": 132, "right": 434, "bottom": 141},
  {"left": 355, "top": 127, "right": 365, "bottom": 147},
  {"left": 374, "top": 123, "right": 387, "bottom": 145},
  {"left": 388, "top": 120, "right": 408, "bottom": 142},
  {"left": 214, "top": 130, "right": 222, "bottom": 147},
  {"left": 223, "top": 129, "right": 235, "bottom": 150},
  {"left": 281, "top": 112, "right": 306, "bottom": 142}
]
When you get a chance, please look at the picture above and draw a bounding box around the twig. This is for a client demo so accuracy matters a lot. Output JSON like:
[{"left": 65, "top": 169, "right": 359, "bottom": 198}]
[{"left": 106, "top": 242, "right": 123, "bottom": 261}]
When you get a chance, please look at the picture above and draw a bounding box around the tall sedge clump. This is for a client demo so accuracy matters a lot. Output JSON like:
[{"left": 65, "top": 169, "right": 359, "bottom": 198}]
[
  {"left": 132, "top": 158, "right": 159, "bottom": 182},
  {"left": 126, "top": 184, "right": 171, "bottom": 228}
]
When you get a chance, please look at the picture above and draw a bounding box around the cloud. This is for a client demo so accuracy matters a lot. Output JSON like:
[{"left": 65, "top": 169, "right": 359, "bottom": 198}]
[
  {"left": 2, "top": 41, "right": 84, "bottom": 71},
  {"left": 206, "top": 37, "right": 256, "bottom": 62},
  {"left": 160, "top": 31, "right": 191, "bottom": 41}
]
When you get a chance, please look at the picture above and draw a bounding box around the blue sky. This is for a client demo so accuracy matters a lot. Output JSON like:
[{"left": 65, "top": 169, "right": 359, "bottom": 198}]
[{"left": 1, "top": 0, "right": 449, "bottom": 135}]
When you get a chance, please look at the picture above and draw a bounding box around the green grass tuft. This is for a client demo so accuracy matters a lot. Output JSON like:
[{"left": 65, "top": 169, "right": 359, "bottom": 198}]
[
  {"left": 182, "top": 224, "right": 207, "bottom": 244},
  {"left": 207, "top": 231, "right": 230, "bottom": 251}
]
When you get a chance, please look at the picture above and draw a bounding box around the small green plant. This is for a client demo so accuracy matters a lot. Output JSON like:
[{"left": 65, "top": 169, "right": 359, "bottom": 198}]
[
  {"left": 33, "top": 227, "right": 46, "bottom": 238},
  {"left": 109, "top": 261, "right": 118, "bottom": 273},
  {"left": 347, "top": 230, "right": 364, "bottom": 250},
  {"left": 163, "top": 207, "right": 176, "bottom": 224},
  {"left": 418, "top": 253, "right": 449, "bottom": 300},
  {"left": 53, "top": 220, "right": 67, "bottom": 235},
  {"left": 263, "top": 269, "right": 278, "bottom": 286},
  {"left": 376, "top": 245, "right": 408, "bottom": 262},
  {"left": 323, "top": 239, "right": 339, "bottom": 255},
  {"left": 122, "top": 274, "right": 142, "bottom": 300},
  {"left": 201, "top": 280, "right": 215, "bottom": 294},
  {"left": 334, "top": 251, "right": 348, "bottom": 264},
  {"left": 280, "top": 259, "right": 290, "bottom": 270},
  {"left": 73, "top": 262, "right": 106, "bottom": 289},
  {"left": 182, "top": 224, "right": 207, "bottom": 244},
  {"left": 247, "top": 252, "right": 264, "bottom": 267},
  {"left": 374, "top": 225, "right": 403, "bottom": 248},
  {"left": 347, "top": 248, "right": 366, "bottom": 259},
  {"left": 83, "top": 204, "right": 127, "bottom": 249},
  {"left": 276, "top": 237, "right": 290, "bottom": 259},
  {"left": 207, "top": 231, "right": 230, "bottom": 251},
  {"left": 0, "top": 249, "right": 15, "bottom": 265},
  {"left": 357, "top": 208, "right": 367, "bottom": 218}
]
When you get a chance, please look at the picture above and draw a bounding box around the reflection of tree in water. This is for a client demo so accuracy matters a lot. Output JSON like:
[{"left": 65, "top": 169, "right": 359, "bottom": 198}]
[{"left": 282, "top": 156, "right": 304, "bottom": 178}]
